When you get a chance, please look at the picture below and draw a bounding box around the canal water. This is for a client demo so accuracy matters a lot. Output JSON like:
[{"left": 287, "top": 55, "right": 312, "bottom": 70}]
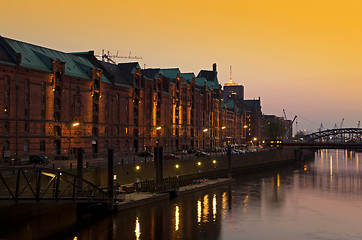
[{"left": 6, "top": 149, "right": 362, "bottom": 240}]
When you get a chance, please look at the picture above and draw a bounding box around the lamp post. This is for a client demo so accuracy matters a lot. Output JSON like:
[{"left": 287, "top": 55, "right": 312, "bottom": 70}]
[
  {"left": 203, "top": 128, "right": 208, "bottom": 150},
  {"left": 68, "top": 121, "right": 80, "bottom": 159},
  {"left": 156, "top": 126, "right": 162, "bottom": 147}
]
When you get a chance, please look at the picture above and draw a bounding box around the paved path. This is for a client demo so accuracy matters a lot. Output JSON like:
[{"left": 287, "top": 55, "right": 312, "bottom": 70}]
[{"left": 113, "top": 178, "right": 233, "bottom": 211}]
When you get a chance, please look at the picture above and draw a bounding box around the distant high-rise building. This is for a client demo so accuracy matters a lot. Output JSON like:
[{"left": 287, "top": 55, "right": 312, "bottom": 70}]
[{"left": 222, "top": 66, "right": 244, "bottom": 101}]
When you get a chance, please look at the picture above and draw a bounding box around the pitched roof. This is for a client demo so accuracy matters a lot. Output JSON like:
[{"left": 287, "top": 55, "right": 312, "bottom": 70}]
[
  {"left": 160, "top": 68, "right": 180, "bottom": 80},
  {"left": 0, "top": 36, "right": 111, "bottom": 82},
  {"left": 180, "top": 73, "right": 195, "bottom": 82},
  {"left": 194, "top": 77, "right": 207, "bottom": 87},
  {"left": 197, "top": 69, "right": 220, "bottom": 90},
  {"left": 141, "top": 68, "right": 162, "bottom": 80},
  {"left": 96, "top": 61, "right": 131, "bottom": 87}
]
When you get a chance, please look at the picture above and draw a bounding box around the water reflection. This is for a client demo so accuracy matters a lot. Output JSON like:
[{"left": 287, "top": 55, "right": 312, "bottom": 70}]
[
  {"left": 175, "top": 205, "right": 179, "bottom": 231},
  {"left": 212, "top": 194, "right": 217, "bottom": 222},
  {"left": 10, "top": 149, "right": 362, "bottom": 240},
  {"left": 135, "top": 217, "right": 140, "bottom": 240}
]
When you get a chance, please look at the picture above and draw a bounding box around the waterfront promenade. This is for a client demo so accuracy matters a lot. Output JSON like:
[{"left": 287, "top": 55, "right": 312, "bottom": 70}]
[{"left": 113, "top": 178, "right": 234, "bottom": 211}]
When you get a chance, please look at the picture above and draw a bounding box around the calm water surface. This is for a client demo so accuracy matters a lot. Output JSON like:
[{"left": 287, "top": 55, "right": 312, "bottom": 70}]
[{"left": 70, "top": 150, "right": 362, "bottom": 239}]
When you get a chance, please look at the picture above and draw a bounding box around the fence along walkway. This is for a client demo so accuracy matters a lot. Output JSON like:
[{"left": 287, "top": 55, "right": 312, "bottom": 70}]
[{"left": 0, "top": 167, "right": 107, "bottom": 202}]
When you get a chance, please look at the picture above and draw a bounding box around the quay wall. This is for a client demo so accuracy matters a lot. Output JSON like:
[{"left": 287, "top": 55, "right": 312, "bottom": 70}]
[{"left": 79, "top": 149, "right": 314, "bottom": 188}]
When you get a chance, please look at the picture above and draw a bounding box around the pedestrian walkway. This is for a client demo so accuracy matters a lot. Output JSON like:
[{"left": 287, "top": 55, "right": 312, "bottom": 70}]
[{"left": 113, "top": 178, "right": 233, "bottom": 212}]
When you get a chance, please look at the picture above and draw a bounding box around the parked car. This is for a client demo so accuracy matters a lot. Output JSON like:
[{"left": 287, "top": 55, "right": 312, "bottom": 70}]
[
  {"left": 29, "top": 155, "right": 50, "bottom": 164},
  {"left": 195, "top": 151, "right": 210, "bottom": 157},
  {"left": 163, "top": 154, "right": 180, "bottom": 160},
  {"left": 231, "top": 149, "right": 240, "bottom": 155}
]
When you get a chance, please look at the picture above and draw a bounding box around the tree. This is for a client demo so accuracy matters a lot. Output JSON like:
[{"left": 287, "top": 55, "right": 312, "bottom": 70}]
[{"left": 263, "top": 120, "right": 286, "bottom": 140}]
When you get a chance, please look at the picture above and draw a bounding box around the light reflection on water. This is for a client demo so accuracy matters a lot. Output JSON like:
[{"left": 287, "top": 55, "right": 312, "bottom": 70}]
[{"left": 11, "top": 149, "right": 362, "bottom": 240}]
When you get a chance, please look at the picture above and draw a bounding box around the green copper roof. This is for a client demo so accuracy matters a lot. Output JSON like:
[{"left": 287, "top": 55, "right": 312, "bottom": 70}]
[
  {"left": 3, "top": 37, "right": 108, "bottom": 82},
  {"left": 160, "top": 68, "right": 180, "bottom": 79},
  {"left": 194, "top": 77, "right": 206, "bottom": 87},
  {"left": 180, "top": 73, "right": 195, "bottom": 82}
]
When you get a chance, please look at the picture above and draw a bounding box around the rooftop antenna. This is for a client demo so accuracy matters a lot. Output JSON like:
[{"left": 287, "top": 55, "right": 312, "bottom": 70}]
[{"left": 96, "top": 50, "right": 142, "bottom": 64}]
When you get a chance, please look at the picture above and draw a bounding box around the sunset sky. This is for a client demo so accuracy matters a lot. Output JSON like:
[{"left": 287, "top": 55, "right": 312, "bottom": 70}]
[{"left": 2, "top": 0, "right": 362, "bottom": 132}]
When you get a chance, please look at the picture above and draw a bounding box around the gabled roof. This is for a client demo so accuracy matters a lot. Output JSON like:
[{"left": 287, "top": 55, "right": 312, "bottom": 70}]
[
  {"left": 160, "top": 68, "right": 180, "bottom": 80},
  {"left": 141, "top": 68, "right": 162, "bottom": 80},
  {"left": 180, "top": 73, "right": 195, "bottom": 82},
  {"left": 197, "top": 68, "right": 220, "bottom": 90},
  {"left": 117, "top": 62, "right": 140, "bottom": 83},
  {"left": 96, "top": 61, "right": 131, "bottom": 87},
  {"left": 2, "top": 37, "right": 99, "bottom": 80},
  {"left": 194, "top": 77, "right": 207, "bottom": 87},
  {"left": 0, "top": 37, "right": 17, "bottom": 66}
]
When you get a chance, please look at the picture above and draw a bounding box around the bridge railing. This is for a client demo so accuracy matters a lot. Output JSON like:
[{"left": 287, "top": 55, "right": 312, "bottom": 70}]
[{"left": 0, "top": 167, "right": 107, "bottom": 202}]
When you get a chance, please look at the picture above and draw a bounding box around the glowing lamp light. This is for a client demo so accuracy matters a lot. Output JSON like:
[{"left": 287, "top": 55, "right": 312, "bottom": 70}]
[
  {"left": 243, "top": 125, "right": 248, "bottom": 128},
  {"left": 72, "top": 122, "right": 80, "bottom": 127},
  {"left": 221, "top": 126, "right": 226, "bottom": 130},
  {"left": 156, "top": 126, "right": 162, "bottom": 130},
  {"left": 203, "top": 128, "right": 208, "bottom": 132},
  {"left": 175, "top": 164, "right": 179, "bottom": 169},
  {"left": 198, "top": 162, "right": 201, "bottom": 166},
  {"left": 253, "top": 137, "right": 257, "bottom": 141},
  {"left": 136, "top": 165, "right": 140, "bottom": 170},
  {"left": 213, "top": 160, "right": 216, "bottom": 164}
]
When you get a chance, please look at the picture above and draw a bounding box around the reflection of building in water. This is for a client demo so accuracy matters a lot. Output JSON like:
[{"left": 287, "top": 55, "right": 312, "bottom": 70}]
[
  {"left": 299, "top": 170, "right": 362, "bottom": 195},
  {"left": 300, "top": 150, "right": 362, "bottom": 195}
]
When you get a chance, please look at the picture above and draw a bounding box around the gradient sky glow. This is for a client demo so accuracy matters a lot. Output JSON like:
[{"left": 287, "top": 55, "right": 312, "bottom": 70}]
[{"left": 2, "top": 0, "right": 362, "bottom": 132}]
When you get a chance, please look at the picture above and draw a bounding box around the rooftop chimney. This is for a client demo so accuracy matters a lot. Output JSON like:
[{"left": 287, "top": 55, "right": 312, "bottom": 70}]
[{"left": 213, "top": 63, "right": 217, "bottom": 72}]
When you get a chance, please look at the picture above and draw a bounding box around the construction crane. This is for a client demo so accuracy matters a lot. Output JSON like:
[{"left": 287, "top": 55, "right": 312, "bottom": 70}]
[
  {"left": 283, "top": 109, "right": 288, "bottom": 120},
  {"left": 318, "top": 123, "right": 324, "bottom": 132},
  {"left": 340, "top": 118, "right": 344, "bottom": 128},
  {"left": 283, "top": 115, "right": 297, "bottom": 141},
  {"left": 96, "top": 50, "right": 142, "bottom": 64}
]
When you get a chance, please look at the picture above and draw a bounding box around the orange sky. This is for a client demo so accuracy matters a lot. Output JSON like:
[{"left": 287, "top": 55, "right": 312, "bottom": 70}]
[{"left": 2, "top": 0, "right": 362, "bottom": 132}]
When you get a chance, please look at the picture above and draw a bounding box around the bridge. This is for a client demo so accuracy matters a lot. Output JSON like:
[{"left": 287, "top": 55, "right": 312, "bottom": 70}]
[
  {"left": 280, "top": 128, "right": 362, "bottom": 149},
  {"left": 0, "top": 167, "right": 108, "bottom": 203}
]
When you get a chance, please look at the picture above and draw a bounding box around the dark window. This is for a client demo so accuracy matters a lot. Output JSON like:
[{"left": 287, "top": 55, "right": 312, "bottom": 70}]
[
  {"left": 92, "top": 127, "right": 98, "bottom": 137},
  {"left": 54, "top": 112, "right": 60, "bottom": 121},
  {"left": 41, "top": 110, "right": 45, "bottom": 120},
  {"left": 24, "top": 123, "right": 28, "bottom": 134},
  {"left": 40, "top": 141, "right": 45, "bottom": 152},
  {"left": 54, "top": 140, "right": 61, "bottom": 155},
  {"left": 5, "top": 76, "right": 9, "bottom": 85},
  {"left": 41, "top": 125, "right": 45, "bottom": 135},
  {"left": 4, "top": 91, "right": 8, "bottom": 102},
  {"left": 54, "top": 125, "right": 61, "bottom": 137},
  {"left": 3, "top": 122, "right": 9, "bottom": 135},
  {"left": 3, "top": 141, "right": 9, "bottom": 151},
  {"left": 24, "top": 141, "right": 29, "bottom": 152}
]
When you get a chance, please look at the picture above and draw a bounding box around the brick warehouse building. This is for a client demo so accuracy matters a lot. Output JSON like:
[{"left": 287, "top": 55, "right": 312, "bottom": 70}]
[{"left": 0, "top": 36, "right": 257, "bottom": 161}]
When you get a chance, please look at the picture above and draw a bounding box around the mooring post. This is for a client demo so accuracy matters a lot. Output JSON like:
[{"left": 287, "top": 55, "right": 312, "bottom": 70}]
[
  {"left": 227, "top": 145, "right": 232, "bottom": 178},
  {"left": 77, "top": 147, "right": 83, "bottom": 190},
  {"left": 108, "top": 149, "right": 114, "bottom": 210}
]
